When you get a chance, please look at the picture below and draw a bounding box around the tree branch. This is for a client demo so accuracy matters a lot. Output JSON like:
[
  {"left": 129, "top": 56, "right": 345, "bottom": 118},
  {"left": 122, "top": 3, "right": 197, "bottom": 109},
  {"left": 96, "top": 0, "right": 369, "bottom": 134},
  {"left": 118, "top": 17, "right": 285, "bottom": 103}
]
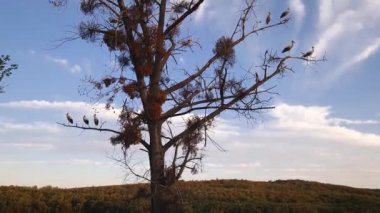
[{"left": 57, "top": 122, "right": 150, "bottom": 150}]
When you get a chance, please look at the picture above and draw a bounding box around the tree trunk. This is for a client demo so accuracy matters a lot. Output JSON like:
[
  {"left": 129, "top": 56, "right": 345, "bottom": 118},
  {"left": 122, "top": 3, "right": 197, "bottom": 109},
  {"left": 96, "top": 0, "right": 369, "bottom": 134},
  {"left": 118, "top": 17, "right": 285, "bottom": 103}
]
[{"left": 148, "top": 121, "right": 167, "bottom": 213}]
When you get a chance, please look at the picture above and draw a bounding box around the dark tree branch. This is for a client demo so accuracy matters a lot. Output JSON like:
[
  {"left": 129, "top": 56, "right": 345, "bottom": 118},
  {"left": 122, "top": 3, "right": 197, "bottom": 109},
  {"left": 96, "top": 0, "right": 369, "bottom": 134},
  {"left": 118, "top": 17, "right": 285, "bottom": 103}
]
[{"left": 57, "top": 122, "right": 150, "bottom": 149}]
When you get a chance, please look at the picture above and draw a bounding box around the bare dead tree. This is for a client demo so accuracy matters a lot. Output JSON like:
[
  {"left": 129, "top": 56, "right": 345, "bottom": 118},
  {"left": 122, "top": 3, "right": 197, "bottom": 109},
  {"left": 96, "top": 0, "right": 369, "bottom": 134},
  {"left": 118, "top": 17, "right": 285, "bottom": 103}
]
[{"left": 53, "top": 0, "right": 323, "bottom": 212}]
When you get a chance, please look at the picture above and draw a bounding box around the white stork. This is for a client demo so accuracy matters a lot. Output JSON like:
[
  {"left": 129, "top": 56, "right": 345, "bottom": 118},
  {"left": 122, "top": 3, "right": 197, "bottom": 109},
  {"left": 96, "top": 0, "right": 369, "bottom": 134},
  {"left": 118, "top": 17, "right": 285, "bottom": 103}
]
[
  {"left": 266, "top": 12, "right": 271, "bottom": 25},
  {"left": 302, "top": 46, "right": 314, "bottom": 58},
  {"left": 282, "top": 40, "right": 295, "bottom": 53},
  {"left": 280, "top": 8, "right": 290, "bottom": 19},
  {"left": 66, "top": 113, "right": 73, "bottom": 125},
  {"left": 93, "top": 114, "right": 99, "bottom": 126},
  {"left": 83, "top": 115, "right": 89, "bottom": 126}
]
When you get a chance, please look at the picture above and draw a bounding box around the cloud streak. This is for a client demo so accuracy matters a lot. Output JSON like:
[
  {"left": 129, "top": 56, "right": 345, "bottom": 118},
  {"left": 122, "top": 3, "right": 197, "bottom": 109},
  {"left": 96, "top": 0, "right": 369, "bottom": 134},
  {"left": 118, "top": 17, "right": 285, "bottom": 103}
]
[
  {"left": 0, "top": 100, "right": 119, "bottom": 120},
  {"left": 269, "top": 104, "right": 380, "bottom": 146},
  {"left": 0, "top": 121, "right": 61, "bottom": 134},
  {"left": 313, "top": 1, "right": 380, "bottom": 83},
  {"left": 45, "top": 55, "right": 82, "bottom": 74}
]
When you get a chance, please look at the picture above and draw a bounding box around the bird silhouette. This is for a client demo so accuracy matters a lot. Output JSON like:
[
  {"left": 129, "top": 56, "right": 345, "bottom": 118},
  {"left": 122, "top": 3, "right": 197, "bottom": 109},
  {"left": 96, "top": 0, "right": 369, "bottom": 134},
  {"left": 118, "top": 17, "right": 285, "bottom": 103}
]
[
  {"left": 83, "top": 115, "right": 89, "bottom": 126},
  {"left": 282, "top": 40, "right": 295, "bottom": 53},
  {"left": 94, "top": 114, "right": 99, "bottom": 126},
  {"left": 280, "top": 8, "right": 290, "bottom": 19},
  {"left": 266, "top": 12, "right": 271, "bottom": 25},
  {"left": 302, "top": 46, "right": 314, "bottom": 58},
  {"left": 66, "top": 113, "right": 73, "bottom": 125}
]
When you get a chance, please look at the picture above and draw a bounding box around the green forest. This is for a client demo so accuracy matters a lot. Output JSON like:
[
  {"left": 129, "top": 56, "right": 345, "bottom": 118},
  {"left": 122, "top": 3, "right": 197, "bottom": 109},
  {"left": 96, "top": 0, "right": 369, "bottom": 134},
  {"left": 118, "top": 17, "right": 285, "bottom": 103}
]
[{"left": 1, "top": 179, "right": 380, "bottom": 212}]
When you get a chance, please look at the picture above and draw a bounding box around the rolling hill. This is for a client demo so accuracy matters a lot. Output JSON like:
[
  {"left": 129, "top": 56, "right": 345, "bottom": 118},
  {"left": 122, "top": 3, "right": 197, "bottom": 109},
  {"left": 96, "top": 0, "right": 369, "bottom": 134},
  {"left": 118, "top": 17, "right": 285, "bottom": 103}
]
[{"left": 1, "top": 179, "right": 380, "bottom": 212}]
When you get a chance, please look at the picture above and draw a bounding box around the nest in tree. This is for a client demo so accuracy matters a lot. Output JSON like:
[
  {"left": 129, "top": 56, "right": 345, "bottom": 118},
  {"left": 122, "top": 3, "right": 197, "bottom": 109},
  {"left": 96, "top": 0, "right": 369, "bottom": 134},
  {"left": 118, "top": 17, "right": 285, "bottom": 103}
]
[
  {"left": 110, "top": 124, "right": 141, "bottom": 148},
  {"left": 155, "top": 90, "right": 167, "bottom": 105},
  {"left": 122, "top": 83, "right": 137, "bottom": 98},
  {"left": 118, "top": 77, "right": 126, "bottom": 85},
  {"left": 118, "top": 55, "right": 130, "bottom": 68},
  {"left": 80, "top": 0, "right": 100, "bottom": 15},
  {"left": 103, "top": 30, "right": 127, "bottom": 51},
  {"left": 172, "top": 1, "right": 190, "bottom": 13},
  {"left": 213, "top": 36, "right": 236, "bottom": 65},
  {"left": 102, "top": 77, "right": 116, "bottom": 87},
  {"left": 79, "top": 21, "right": 100, "bottom": 42},
  {"left": 135, "top": 64, "right": 153, "bottom": 76}
]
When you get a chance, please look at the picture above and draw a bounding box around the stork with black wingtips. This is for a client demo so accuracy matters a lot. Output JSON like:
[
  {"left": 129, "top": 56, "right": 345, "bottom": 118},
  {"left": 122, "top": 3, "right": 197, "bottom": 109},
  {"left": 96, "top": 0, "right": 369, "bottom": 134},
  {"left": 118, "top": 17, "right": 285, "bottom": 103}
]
[
  {"left": 266, "top": 12, "right": 271, "bottom": 25},
  {"left": 66, "top": 113, "right": 73, "bottom": 125},
  {"left": 282, "top": 40, "right": 295, "bottom": 53},
  {"left": 302, "top": 46, "right": 314, "bottom": 58},
  {"left": 83, "top": 115, "right": 89, "bottom": 126},
  {"left": 280, "top": 8, "right": 290, "bottom": 19},
  {"left": 94, "top": 114, "right": 99, "bottom": 126}
]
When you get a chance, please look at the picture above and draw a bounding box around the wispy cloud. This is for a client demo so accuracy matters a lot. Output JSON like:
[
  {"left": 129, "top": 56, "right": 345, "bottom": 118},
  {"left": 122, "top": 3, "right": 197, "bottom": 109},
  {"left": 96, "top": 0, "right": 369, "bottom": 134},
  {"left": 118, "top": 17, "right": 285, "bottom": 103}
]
[
  {"left": 289, "top": 0, "right": 306, "bottom": 29},
  {"left": 0, "top": 159, "right": 107, "bottom": 166},
  {"left": 45, "top": 55, "right": 82, "bottom": 74},
  {"left": 269, "top": 103, "right": 380, "bottom": 146},
  {"left": 313, "top": 1, "right": 380, "bottom": 84},
  {"left": 0, "top": 100, "right": 119, "bottom": 120},
  {"left": 1, "top": 143, "right": 55, "bottom": 151},
  {"left": 0, "top": 121, "right": 61, "bottom": 133}
]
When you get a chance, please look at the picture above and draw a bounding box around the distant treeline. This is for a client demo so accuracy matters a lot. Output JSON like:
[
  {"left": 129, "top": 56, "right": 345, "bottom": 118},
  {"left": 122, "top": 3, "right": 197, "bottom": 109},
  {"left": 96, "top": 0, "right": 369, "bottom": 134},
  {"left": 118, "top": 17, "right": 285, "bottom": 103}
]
[{"left": 1, "top": 179, "right": 380, "bottom": 212}]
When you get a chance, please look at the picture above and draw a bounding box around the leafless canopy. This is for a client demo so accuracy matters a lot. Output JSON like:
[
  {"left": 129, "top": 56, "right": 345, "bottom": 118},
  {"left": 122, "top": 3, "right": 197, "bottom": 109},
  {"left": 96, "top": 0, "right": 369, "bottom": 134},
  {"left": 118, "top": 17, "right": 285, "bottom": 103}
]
[{"left": 54, "top": 0, "right": 322, "bottom": 210}]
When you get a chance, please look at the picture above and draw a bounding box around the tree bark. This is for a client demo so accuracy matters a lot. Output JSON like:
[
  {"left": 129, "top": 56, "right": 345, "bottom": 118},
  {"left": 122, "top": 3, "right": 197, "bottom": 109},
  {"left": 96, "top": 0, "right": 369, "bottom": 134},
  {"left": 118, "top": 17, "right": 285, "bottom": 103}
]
[{"left": 148, "top": 121, "right": 167, "bottom": 213}]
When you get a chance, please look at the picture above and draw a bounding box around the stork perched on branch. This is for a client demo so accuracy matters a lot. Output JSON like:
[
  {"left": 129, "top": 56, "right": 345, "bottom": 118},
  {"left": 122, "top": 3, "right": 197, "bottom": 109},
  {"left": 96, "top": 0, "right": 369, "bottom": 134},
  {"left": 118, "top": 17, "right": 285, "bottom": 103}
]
[
  {"left": 302, "top": 46, "right": 315, "bottom": 58},
  {"left": 266, "top": 12, "right": 271, "bottom": 25},
  {"left": 83, "top": 115, "right": 89, "bottom": 126},
  {"left": 93, "top": 114, "right": 99, "bottom": 126},
  {"left": 280, "top": 8, "right": 290, "bottom": 19},
  {"left": 282, "top": 40, "right": 295, "bottom": 53},
  {"left": 66, "top": 113, "right": 73, "bottom": 125}
]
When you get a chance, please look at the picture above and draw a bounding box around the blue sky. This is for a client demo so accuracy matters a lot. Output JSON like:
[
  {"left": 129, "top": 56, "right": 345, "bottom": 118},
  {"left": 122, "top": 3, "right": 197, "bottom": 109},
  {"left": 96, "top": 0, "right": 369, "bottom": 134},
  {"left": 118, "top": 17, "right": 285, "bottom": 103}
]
[{"left": 1, "top": 0, "right": 380, "bottom": 188}]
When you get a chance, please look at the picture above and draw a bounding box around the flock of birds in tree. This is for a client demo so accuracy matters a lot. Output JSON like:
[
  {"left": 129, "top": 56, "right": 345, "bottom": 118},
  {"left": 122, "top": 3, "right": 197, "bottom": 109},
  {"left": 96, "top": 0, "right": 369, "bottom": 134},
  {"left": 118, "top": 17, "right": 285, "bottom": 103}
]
[
  {"left": 266, "top": 8, "right": 315, "bottom": 58},
  {"left": 66, "top": 113, "right": 99, "bottom": 127},
  {"left": 64, "top": 8, "right": 312, "bottom": 128}
]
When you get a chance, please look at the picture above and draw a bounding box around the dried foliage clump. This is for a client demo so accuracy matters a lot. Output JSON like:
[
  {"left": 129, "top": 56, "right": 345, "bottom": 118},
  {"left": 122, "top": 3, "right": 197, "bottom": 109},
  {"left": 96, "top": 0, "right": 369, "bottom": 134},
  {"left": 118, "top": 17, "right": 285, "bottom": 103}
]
[
  {"left": 103, "top": 30, "right": 127, "bottom": 51},
  {"left": 213, "top": 36, "right": 236, "bottom": 65},
  {"left": 147, "top": 90, "right": 166, "bottom": 120},
  {"left": 122, "top": 82, "right": 137, "bottom": 98},
  {"left": 80, "top": 0, "right": 100, "bottom": 14},
  {"left": 79, "top": 21, "right": 100, "bottom": 42},
  {"left": 118, "top": 55, "right": 130, "bottom": 69},
  {"left": 135, "top": 64, "right": 153, "bottom": 76},
  {"left": 102, "top": 77, "right": 116, "bottom": 87},
  {"left": 172, "top": 1, "right": 190, "bottom": 14},
  {"left": 111, "top": 109, "right": 142, "bottom": 148}
]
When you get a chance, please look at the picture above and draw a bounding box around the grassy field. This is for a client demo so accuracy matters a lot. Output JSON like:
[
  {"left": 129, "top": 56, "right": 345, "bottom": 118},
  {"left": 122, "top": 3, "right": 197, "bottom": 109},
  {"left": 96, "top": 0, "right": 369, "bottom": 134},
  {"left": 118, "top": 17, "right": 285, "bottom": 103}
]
[{"left": 1, "top": 179, "right": 380, "bottom": 212}]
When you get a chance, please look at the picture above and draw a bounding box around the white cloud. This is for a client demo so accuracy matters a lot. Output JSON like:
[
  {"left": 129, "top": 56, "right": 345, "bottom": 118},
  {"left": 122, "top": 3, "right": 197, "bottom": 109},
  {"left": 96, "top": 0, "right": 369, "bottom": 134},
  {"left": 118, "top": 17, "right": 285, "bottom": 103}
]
[
  {"left": 329, "top": 37, "right": 380, "bottom": 81},
  {"left": 0, "top": 121, "right": 61, "bottom": 133},
  {"left": 2, "top": 143, "right": 55, "bottom": 151},
  {"left": 45, "top": 54, "right": 82, "bottom": 74},
  {"left": 45, "top": 55, "right": 69, "bottom": 66},
  {"left": 0, "top": 159, "right": 106, "bottom": 166},
  {"left": 289, "top": 0, "right": 306, "bottom": 28},
  {"left": 330, "top": 118, "right": 378, "bottom": 125},
  {"left": 0, "top": 160, "right": 47, "bottom": 165},
  {"left": 0, "top": 100, "right": 88, "bottom": 110},
  {"left": 70, "top": 65, "right": 82, "bottom": 74},
  {"left": 318, "top": 0, "right": 333, "bottom": 28},
  {"left": 313, "top": 1, "right": 380, "bottom": 84},
  {"left": 269, "top": 103, "right": 380, "bottom": 146},
  {"left": 207, "top": 162, "right": 261, "bottom": 169},
  {"left": 0, "top": 100, "right": 119, "bottom": 120},
  {"left": 194, "top": 0, "right": 208, "bottom": 22}
]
